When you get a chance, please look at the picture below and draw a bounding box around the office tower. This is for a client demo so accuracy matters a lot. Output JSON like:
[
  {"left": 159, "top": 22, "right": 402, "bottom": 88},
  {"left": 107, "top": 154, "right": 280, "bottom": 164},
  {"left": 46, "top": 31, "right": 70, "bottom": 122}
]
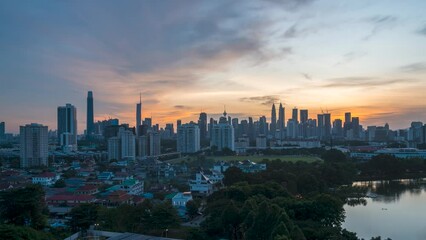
[
  {"left": 164, "top": 123, "right": 174, "bottom": 139},
  {"left": 20, "top": 123, "right": 48, "bottom": 168},
  {"left": 344, "top": 112, "right": 352, "bottom": 137},
  {"left": 232, "top": 118, "right": 239, "bottom": 138},
  {"left": 324, "top": 113, "right": 331, "bottom": 139},
  {"left": 286, "top": 119, "right": 297, "bottom": 139},
  {"left": 345, "top": 112, "right": 351, "bottom": 125},
  {"left": 86, "top": 91, "right": 94, "bottom": 136},
  {"left": 0, "top": 122, "right": 4, "bottom": 139},
  {"left": 408, "top": 122, "right": 424, "bottom": 146},
  {"left": 270, "top": 104, "right": 277, "bottom": 137},
  {"left": 177, "top": 119, "right": 182, "bottom": 129},
  {"left": 248, "top": 117, "right": 255, "bottom": 142},
  {"left": 240, "top": 120, "right": 249, "bottom": 137},
  {"left": 177, "top": 123, "right": 200, "bottom": 153},
  {"left": 143, "top": 118, "right": 152, "bottom": 128},
  {"left": 332, "top": 119, "right": 343, "bottom": 138},
  {"left": 198, "top": 112, "right": 208, "bottom": 141},
  {"left": 352, "top": 117, "right": 360, "bottom": 139},
  {"left": 211, "top": 112, "right": 235, "bottom": 151},
  {"left": 300, "top": 110, "right": 308, "bottom": 123},
  {"left": 208, "top": 118, "right": 214, "bottom": 139},
  {"left": 256, "top": 134, "right": 267, "bottom": 149},
  {"left": 57, "top": 103, "right": 77, "bottom": 151},
  {"left": 317, "top": 114, "right": 324, "bottom": 139},
  {"left": 299, "top": 109, "right": 309, "bottom": 138},
  {"left": 292, "top": 108, "right": 298, "bottom": 122},
  {"left": 136, "top": 94, "right": 142, "bottom": 135},
  {"left": 258, "top": 116, "right": 268, "bottom": 136},
  {"left": 278, "top": 103, "right": 285, "bottom": 129}
]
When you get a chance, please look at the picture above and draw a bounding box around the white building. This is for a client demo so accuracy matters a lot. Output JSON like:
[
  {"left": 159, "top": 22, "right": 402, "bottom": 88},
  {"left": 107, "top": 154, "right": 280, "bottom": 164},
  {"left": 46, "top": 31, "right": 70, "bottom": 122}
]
[
  {"left": 108, "top": 137, "right": 120, "bottom": 161},
  {"left": 177, "top": 123, "right": 200, "bottom": 153},
  {"left": 32, "top": 172, "right": 59, "bottom": 186},
  {"left": 119, "top": 127, "right": 136, "bottom": 161},
  {"left": 107, "top": 127, "right": 136, "bottom": 161},
  {"left": 189, "top": 172, "right": 214, "bottom": 196},
  {"left": 172, "top": 192, "right": 193, "bottom": 207},
  {"left": 20, "top": 123, "right": 48, "bottom": 168},
  {"left": 211, "top": 117, "right": 235, "bottom": 151}
]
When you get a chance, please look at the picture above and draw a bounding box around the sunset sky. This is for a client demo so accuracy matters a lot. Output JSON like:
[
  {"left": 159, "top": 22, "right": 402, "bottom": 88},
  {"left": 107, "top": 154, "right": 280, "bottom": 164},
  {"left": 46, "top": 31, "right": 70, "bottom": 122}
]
[{"left": 1, "top": 0, "right": 425, "bottom": 133}]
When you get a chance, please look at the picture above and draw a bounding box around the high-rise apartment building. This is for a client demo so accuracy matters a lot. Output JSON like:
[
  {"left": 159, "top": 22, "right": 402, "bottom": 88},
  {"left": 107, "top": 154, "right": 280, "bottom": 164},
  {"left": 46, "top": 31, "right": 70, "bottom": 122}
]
[
  {"left": 292, "top": 108, "right": 298, "bottom": 122},
  {"left": 20, "top": 123, "right": 48, "bottom": 168},
  {"left": 0, "top": 122, "right": 5, "bottom": 139},
  {"left": 211, "top": 113, "right": 235, "bottom": 151},
  {"left": 177, "top": 123, "right": 200, "bottom": 153}
]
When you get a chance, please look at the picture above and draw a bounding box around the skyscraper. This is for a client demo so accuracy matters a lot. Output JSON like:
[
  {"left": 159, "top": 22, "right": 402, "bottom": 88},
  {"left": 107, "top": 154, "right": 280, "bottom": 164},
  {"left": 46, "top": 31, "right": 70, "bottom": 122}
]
[
  {"left": 292, "top": 107, "right": 298, "bottom": 122},
  {"left": 317, "top": 114, "right": 324, "bottom": 139},
  {"left": 0, "top": 122, "right": 4, "bottom": 139},
  {"left": 177, "top": 123, "right": 200, "bottom": 153},
  {"left": 198, "top": 112, "right": 208, "bottom": 141},
  {"left": 136, "top": 94, "right": 142, "bottom": 135},
  {"left": 86, "top": 91, "right": 94, "bottom": 136},
  {"left": 211, "top": 112, "right": 235, "bottom": 151},
  {"left": 270, "top": 104, "right": 277, "bottom": 136},
  {"left": 57, "top": 103, "right": 77, "bottom": 151},
  {"left": 278, "top": 103, "right": 285, "bottom": 130},
  {"left": 20, "top": 123, "right": 48, "bottom": 168},
  {"left": 324, "top": 113, "right": 332, "bottom": 139},
  {"left": 300, "top": 110, "right": 308, "bottom": 123}
]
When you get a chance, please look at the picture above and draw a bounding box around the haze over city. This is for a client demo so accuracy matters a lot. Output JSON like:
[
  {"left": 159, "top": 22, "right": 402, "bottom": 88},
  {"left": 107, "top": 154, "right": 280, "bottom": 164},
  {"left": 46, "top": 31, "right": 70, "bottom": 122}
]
[{"left": 1, "top": 0, "right": 426, "bottom": 133}]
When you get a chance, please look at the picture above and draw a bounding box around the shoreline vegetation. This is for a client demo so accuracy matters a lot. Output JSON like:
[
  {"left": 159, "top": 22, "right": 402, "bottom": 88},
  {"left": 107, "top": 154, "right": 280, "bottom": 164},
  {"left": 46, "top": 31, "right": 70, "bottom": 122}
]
[{"left": 1, "top": 149, "right": 424, "bottom": 239}]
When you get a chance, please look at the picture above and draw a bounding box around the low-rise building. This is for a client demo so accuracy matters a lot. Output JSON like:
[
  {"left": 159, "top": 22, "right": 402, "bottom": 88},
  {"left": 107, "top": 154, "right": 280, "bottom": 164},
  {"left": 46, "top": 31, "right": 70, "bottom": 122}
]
[
  {"left": 32, "top": 172, "right": 59, "bottom": 186},
  {"left": 189, "top": 172, "right": 214, "bottom": 196}
]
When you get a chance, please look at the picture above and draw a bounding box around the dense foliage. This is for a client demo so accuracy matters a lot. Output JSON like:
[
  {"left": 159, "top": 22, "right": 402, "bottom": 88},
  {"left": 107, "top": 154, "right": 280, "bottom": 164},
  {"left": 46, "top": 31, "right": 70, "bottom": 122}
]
[{"left": 195, "top": 150, "right": 360, "bottom": 240}]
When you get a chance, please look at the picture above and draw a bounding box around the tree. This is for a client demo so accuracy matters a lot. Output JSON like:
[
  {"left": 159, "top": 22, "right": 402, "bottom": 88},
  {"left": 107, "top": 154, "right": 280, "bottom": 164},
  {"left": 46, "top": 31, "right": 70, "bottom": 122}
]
[
  {"left": 0, "top": 224, "right": 55, "bottom": 240},
  {"left": 223, "top": 167, "right": 245, "bottom": 186},
  {"left": 69, "top": 204, "right": 100, "bottom": 232},
  {"left": 0, "top": 185, "right": 47, "bottom": 229},
  {"left": 52, "top": 179, "right": 66, "bottom": 188},
  {"left": 149, "top": 202, "right": 180, "bottom": 231},
  {"left": 186, "top": 200, "right": 199, "bottom": 219}
]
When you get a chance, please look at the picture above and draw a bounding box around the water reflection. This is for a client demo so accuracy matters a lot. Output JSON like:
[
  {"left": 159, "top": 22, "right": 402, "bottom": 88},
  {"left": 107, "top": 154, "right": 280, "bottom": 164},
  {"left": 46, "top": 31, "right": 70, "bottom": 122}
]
[
  {"left": 354, "top": 178, "right": 425, "bottom": 203},
  {"left": 344, "top": 179, "right": 426, "bottom": 240}
]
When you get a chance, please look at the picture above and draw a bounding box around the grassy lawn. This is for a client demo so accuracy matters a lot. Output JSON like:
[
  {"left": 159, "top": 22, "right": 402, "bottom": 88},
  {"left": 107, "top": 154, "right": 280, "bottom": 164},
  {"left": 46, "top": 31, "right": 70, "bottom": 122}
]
[{"left": 168, "top": 155, "right": 321, "bottom": 163}]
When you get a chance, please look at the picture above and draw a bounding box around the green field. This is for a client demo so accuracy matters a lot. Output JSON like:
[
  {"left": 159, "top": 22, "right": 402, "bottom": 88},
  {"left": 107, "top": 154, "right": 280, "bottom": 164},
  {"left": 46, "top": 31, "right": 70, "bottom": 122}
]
[{"left": 168, "top": 155, "right": 321, "bottom": 163}]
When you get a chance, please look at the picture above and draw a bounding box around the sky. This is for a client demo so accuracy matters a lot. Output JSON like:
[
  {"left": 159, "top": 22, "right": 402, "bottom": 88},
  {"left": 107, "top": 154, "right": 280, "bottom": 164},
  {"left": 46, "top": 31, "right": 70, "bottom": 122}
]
[{"left": 0, "top": 0, "right": 425, "bottom": 134}]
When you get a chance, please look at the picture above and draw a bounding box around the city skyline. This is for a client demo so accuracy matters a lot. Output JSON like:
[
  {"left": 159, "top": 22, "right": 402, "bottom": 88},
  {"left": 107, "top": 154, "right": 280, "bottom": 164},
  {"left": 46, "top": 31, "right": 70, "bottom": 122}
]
[{"left": 1, "top": 0, "right": 426, "bottom": 133}]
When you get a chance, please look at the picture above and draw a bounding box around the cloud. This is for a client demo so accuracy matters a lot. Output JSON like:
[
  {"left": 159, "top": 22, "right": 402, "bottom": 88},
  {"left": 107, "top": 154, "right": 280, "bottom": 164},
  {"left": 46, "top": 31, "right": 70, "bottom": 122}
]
[
  {"left": 263, "top": 0, "right": 315, "bottom": 10},
  {"left": 240, "top": 95, "right": 280, "bottom": 105},
  {"left": 400, "top": 62, "right": 426, "bottom": 72},
  {"left": 301, "top": 73, "right": 312, "bottom": 80},
  {"left": 283, "top": 24, "right": 298, "bottom": 38},
  {"left": 334, "top": 51, "right": 367, "bottom": 66},
  {"left": 418, "top": 24, "right": 426, "bottom": 35},
  {"left": 363, "top": 15, "right": 397, "bottom": 40},
  {"left": 321, "top": 77, "right": 416, "bottom": 88},
  {"left": 174, "top": 105, "right": 192, "bottom": 110}
]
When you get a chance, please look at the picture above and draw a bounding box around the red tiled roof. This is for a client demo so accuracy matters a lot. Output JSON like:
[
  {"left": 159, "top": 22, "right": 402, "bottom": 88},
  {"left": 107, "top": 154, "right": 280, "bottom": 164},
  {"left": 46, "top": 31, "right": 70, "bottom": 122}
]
[
  {"left": 47, "top": 194, "right": 95, "bottom": 202},
  {"left": 76, "top": 185, "right": 98, "bottom": 191}
]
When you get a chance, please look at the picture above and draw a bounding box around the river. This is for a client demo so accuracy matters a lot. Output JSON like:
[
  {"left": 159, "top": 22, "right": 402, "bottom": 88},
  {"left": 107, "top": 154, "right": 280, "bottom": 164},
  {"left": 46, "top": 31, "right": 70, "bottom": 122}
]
[{"left": 343, "top": 179, "right": 426, "bottom": 240}]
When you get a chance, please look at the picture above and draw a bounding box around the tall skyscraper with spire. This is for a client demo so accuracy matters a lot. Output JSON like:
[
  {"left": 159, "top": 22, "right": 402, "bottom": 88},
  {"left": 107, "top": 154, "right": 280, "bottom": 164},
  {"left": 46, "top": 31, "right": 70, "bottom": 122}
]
[
  {"left": 136, "top": 93, "right": 142, "bottom": 136},
  {"left": 86, "top": 91, "right": 94, "bottom": 136},
  {"left": 270, "top": 103, "right": 277, "bottom": 136},
  {"left": 278, "top": 103, "right": 285, "bottom": 130}
]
